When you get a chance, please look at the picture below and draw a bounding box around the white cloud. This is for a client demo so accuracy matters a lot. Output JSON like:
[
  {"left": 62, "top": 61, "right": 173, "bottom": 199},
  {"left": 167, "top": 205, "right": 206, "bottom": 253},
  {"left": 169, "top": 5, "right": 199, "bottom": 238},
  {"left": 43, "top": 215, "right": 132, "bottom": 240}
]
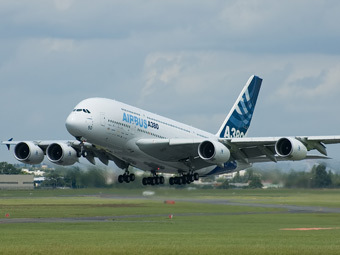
[
  {"left": 1, "top": 0, "right": 340, "bottom": 163},
  {"left": 271, "top": 56, "right": 340, "bottom": 112},
  {"left": 141, "top": 52, "right": 183, "bottom": 99},
  {"left": 42, "top": 38, "right": 75, "bottom": 52},
  {"left": 218, "top": 0, "right": 271, "bottom": 33},
  {"left": 137, "top": 49, "right": 340, "bottom": 138},
  {"left": 53, "top": 0, "right": 74, "bottom": 11}
]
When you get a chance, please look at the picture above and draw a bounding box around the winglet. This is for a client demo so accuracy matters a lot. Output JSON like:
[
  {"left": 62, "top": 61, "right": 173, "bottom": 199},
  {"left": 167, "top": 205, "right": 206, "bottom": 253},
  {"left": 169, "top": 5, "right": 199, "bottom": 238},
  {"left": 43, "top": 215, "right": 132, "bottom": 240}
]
[
  {"left": 5, "top": 138, "right": 13, "bottom": 150},
  {"left": 217, "top": 75, "right": 262, "bottom": 138}
]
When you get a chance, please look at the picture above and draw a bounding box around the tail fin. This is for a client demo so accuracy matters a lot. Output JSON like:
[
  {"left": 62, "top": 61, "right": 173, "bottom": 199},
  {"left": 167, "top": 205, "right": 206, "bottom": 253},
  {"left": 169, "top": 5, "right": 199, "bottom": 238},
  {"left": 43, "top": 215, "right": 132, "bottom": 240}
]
[{"left": 217, "top": 75, "right": 262, "bottom": 138}]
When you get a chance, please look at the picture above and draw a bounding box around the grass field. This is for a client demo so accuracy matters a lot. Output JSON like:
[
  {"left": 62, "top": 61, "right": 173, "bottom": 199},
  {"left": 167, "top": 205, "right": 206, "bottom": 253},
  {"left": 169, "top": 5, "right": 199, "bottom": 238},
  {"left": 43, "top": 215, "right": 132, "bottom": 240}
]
[{"left": 1, "top": 188, "right": 340, "bottom": 254}]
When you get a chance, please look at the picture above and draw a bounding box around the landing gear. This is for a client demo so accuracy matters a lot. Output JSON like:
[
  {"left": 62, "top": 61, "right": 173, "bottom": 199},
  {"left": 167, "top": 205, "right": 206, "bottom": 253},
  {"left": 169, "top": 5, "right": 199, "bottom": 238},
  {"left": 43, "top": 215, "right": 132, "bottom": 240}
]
[
  {"left": 118, "top": 173, "right": 135, "bottom": 183},
  {"left": 142, "top": 175, "right": 165, "bottom": 186},
  {"left": 118, "top": 166, "right": 136, "bottom": 184},
  {"left": 171, "top": 158, "right": 199, "bottom": 185},
  {"left": 169, "top": 172, "right": 199, "bottom": 186}
]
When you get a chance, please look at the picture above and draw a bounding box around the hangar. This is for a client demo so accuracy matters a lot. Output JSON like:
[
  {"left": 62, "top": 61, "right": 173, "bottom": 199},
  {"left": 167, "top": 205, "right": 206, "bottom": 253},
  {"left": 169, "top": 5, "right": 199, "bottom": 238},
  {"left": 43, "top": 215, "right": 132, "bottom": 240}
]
[{"left": 0, "top": 175, "right": 34, "bottom": 190}]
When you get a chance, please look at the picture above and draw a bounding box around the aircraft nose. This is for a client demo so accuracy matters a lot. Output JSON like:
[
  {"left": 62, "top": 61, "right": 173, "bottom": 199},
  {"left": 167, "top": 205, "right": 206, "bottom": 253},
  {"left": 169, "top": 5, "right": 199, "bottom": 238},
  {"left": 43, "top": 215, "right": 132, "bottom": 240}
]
[{"left": 65, "top": 112, "right": 83, "bottom": 137}]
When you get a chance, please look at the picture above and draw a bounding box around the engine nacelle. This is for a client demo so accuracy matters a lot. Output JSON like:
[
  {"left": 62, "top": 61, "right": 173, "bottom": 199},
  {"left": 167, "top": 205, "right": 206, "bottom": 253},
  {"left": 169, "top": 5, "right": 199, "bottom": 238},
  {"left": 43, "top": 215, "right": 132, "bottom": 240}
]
[
  {"left": 275, "top": 137, "right": 307, "bottom": 160},
  {"left": 198, "top": 140, "right": 230, "bottom": 164},
  {"left": 46, "top": 143, "right": 79, "bottom": 166},
  {"left": 14, "top": 142, "right": 44, "bottom": 165}
]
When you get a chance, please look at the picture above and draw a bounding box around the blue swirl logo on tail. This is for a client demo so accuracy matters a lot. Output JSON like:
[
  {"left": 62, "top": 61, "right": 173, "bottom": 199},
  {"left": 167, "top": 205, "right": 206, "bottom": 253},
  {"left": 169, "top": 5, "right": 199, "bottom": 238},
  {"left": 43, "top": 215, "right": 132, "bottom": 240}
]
[{"left": 217, "top": 75, "right": 262, "bottom": 138}]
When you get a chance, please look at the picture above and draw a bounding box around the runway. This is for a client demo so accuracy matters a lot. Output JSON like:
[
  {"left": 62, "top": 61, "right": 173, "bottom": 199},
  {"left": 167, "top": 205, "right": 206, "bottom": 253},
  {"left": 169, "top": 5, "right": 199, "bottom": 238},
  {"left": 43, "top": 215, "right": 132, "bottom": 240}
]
[
  {"left": 1, "top": 196, "right": 340, "bottom": 224},
  {"left": 179, "top": 198, "right": 340, "bottom": 213}
]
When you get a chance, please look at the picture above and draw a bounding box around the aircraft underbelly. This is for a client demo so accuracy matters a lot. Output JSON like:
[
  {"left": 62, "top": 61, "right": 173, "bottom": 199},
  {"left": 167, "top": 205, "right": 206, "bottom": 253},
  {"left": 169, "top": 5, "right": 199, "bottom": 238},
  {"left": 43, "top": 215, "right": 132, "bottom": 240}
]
[{"left": 86, "top": 119, "right": 240, "bottom": 175}]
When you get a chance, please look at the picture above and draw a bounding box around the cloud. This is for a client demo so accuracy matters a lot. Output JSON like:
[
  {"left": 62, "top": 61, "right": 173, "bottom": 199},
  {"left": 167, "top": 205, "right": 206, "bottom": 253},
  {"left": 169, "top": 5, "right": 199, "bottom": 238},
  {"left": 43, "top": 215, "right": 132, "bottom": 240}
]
[
  {"left": 218, "top": 0, "right": 271, "bottom": 33},
  {"left": 42, "top": 38, "right": 75, "bottom": 52},
  {"left": 1, "top": 0, "right": 340, "bottom": 163},
  {"left": 136, "top": 49, "right": 340, "bottom": 138},
  {"left": 272, "top": 57, "right": 340, "bottom": 113},
  {"left": 53, "top": 0, "right": 74, "bottom": 11},
  {"left": 141, "top": 52, "right": 183, "bottom": 99}
]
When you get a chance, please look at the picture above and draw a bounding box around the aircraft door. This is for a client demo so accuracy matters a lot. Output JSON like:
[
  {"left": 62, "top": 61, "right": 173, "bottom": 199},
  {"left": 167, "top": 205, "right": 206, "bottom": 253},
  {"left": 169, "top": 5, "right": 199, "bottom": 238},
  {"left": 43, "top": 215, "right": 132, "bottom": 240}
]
[
  {"left": 86, "top": 115, "right": 93, "bottom": 131},
  {"left": 100, "top": 112, "right": 106, "bottom": 127}
]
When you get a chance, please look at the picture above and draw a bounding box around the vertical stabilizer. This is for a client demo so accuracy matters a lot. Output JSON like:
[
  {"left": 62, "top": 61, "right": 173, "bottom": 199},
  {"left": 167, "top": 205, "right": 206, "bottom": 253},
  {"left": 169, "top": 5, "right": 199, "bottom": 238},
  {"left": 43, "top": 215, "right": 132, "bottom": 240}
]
[{"left": 217, "top": 75, "right": 262, "bottom": 138}]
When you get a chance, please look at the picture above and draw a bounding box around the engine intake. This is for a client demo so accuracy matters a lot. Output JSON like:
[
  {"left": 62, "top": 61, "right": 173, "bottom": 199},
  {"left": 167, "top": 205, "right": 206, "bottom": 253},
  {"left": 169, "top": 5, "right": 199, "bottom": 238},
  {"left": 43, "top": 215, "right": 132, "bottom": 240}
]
[
  {"left": 14, "top": 142, "right": 44, "bottom": 165},
  {"left": 275, "top": 138, "right": 307, "bottom": 160},
  {"left": 46, "top": 143, "right": 79, "bottom": 166},
  {"left": 198, "top": 140, "right": 230, "bottom": 164}
]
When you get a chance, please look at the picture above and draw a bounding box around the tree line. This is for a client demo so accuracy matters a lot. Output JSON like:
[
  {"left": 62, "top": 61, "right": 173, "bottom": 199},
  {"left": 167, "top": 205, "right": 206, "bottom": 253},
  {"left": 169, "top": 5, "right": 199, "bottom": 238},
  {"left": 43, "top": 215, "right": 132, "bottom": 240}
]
[
  {"left": 224, "top": 163, "right": 339, "bottom": 189},
  {"left": 1, "top": 161, "right": 340, "bottom": 189}
]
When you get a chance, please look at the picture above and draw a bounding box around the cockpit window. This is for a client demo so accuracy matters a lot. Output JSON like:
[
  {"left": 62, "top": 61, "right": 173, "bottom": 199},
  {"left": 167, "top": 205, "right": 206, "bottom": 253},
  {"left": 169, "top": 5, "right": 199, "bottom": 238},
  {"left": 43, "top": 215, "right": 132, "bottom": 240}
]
[{"left": 73, "top": 109, "right": 91, "bottom": 114}]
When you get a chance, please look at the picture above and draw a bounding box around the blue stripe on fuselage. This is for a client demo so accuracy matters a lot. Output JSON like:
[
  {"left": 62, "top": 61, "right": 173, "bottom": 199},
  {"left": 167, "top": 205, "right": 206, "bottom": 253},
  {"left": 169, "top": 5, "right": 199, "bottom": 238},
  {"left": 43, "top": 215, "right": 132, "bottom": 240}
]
[{"left": 203, "top": 161, "right": 238, "bottom": 176}]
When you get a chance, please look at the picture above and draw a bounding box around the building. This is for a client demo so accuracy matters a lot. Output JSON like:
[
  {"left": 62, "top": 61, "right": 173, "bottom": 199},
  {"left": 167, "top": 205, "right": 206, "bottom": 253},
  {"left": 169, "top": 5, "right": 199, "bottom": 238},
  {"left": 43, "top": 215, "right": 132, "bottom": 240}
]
[
  {"left": 34, "top": 177, "right": 45, "bottom": 187},
  {"left": 0, "top": 175, "right": 34, "bottom": 190},
  {"left": 21, "top": 168, "right": 45, "bottom": 176}
]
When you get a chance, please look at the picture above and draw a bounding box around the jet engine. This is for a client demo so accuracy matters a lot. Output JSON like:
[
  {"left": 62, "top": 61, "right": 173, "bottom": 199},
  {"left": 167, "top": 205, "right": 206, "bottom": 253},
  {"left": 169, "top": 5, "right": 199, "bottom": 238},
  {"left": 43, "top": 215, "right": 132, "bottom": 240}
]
[
  {"left": 275, "top": 137, "right": 307, "bottom": 160},
  {"left": 46, "top": 143, "right": 79, "bottom": 166},
  {"left": 198, "top": 140, "right": 230, "bottom": 164},
  {"left": 14, "top": 141, "right": 44, "bottom": 165}
]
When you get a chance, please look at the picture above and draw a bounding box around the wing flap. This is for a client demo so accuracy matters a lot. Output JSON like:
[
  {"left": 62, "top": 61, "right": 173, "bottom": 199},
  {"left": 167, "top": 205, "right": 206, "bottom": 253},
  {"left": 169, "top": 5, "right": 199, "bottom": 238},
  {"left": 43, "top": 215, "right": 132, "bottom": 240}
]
[
  {"left": 136, "top": 138, "right": 203, "bottom": 162},
  {"left": 248, "top": 154, "right": 329, "bottom": 163},
  {"left": 305, "top": 136, "right": 340, "bottom": 144}
]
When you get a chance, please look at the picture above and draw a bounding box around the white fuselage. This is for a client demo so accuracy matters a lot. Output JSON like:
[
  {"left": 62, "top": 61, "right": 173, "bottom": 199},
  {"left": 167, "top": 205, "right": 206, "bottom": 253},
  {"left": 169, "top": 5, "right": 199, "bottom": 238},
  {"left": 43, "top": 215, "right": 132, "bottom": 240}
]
[{"left": 65, "top": 98, "right": 246, "bottom": 175}]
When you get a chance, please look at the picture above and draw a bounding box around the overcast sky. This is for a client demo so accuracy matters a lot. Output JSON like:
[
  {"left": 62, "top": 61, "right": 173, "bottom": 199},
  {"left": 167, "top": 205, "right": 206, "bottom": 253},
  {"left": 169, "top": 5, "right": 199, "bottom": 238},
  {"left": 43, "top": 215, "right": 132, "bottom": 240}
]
[{"left": 1, "top": 0, "right": 340, "bottom": 169}]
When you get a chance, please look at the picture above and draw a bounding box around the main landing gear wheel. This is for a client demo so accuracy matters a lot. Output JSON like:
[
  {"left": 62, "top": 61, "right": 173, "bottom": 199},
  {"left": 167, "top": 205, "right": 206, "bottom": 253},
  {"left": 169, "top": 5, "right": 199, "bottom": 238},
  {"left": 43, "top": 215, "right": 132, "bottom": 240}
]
[
  {"left": 169, "top": 173, "right": 199, "bottom": 186},
  {"left": 118, "top": 173, "right": 135, "bottom": 184},
  {"left": 142, "top": 175, "right": 165, "bottom": 186}
]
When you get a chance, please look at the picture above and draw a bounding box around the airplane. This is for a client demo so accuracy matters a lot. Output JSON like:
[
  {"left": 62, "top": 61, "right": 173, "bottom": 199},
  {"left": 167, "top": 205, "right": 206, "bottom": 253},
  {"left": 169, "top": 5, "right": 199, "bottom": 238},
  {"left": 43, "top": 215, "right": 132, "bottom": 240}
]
[{"left": 3, "top": 75, "right": 340, "bottom": 186}]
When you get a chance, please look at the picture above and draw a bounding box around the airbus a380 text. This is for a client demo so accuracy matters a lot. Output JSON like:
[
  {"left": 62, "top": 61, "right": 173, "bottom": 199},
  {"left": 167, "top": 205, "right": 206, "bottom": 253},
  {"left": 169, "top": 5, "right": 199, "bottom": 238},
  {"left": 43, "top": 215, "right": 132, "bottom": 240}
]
[{"left": 4, "top": 75, "right": 340, "bottom": 186}]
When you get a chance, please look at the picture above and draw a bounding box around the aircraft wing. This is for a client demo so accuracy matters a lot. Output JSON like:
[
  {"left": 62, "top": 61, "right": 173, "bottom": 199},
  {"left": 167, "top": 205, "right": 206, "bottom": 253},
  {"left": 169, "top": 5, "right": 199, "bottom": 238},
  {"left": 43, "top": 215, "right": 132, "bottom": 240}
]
[
  {"left": 218, "top": 136, "right": 340, "bottom": 163},
  {"left": 2, "top": 139, "right": 83, "bottom": 153},
  {"left": 2, "top": 139, "right": 127, "bottom": 168},
  {"left": 136, "top": 136, "right": 340, "bottom": 166},
  {"left": 5, "top": 135, "right": 340, "bottom": 170}
]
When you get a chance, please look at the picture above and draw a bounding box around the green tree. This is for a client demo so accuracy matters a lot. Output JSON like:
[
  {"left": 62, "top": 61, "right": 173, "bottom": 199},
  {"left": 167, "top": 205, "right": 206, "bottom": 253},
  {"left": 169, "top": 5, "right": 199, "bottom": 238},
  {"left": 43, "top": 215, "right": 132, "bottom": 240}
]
[
  {"left": 245, "top": 169, "right": 254, "bottom": 181},
  {"left": 330, "top": 172, "right": 340, "bottom": 188},
  {"left": 0, "top": 162, "right": 21, "bottom": 174},
  {"left": 232, "top": 171, "right": 246, "bottom": 183},
  {"left": 81, "top": 167, "right": 107, "bottom": 188},
  {"left": 42, "top": 171, "right": 65, "bottom": 188},
  {"left": 248, "top": 175, "right": 263, "bottom": 189},
  {"left": 310, "top": 164, "right": 332, "bottom": 188},
  {"left": 64, "top": 167, "right": 84, "bottom": 188},
  {"left": 284, "top": 170, "right": 310, "bottom": 188}
]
